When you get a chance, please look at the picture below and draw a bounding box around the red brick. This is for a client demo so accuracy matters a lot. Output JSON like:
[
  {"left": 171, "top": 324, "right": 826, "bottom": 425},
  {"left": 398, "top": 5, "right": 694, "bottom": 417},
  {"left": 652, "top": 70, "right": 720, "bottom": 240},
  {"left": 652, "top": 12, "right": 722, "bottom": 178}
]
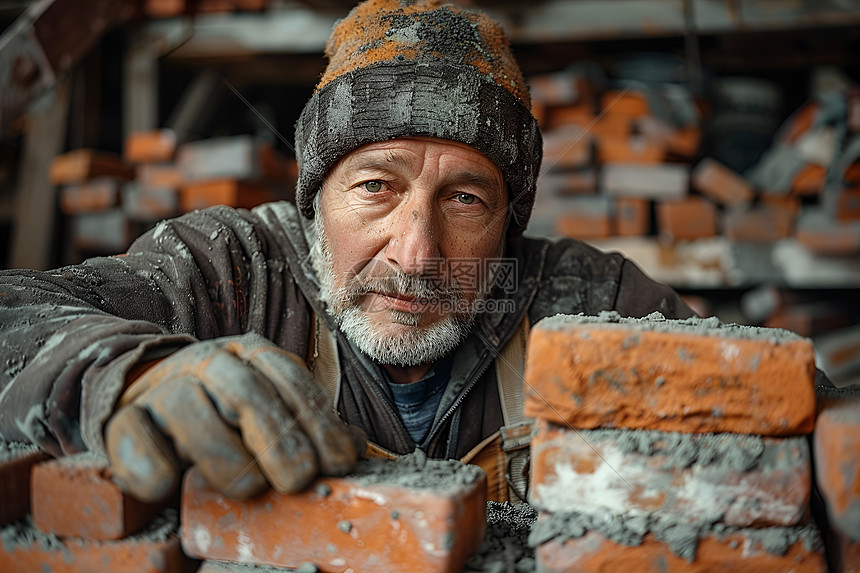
[
  {"left": 543, "top": 126, "right": 593, "bottom": 170},
  {"left": 137, "top": 164, "right": 185, "bottom": 190},
  {"left": 523, "top": 313, "right": 817, "bottom": 436},
  {"left": 779, "top": 102, "right": 818, "bottom": 145},
  {"left": 545, "top": 104, "right": 595, "bottom": 131},
  {"left": 844, "top": 163, "right": 860, "bottom": 187},
  {"left": 636, "top": 117, "right": 701, "bottom": 158},
  {"left": 49, "top": 149, "right": 135, "bottom": 185},
  {"left": 596, "top": 134, "right": 665, "bottom": 164},
  {"left": 181, "top": 454, "right": 486, "bottom": 572},
  {"left": 179, "top": 179, "right": 273, "bottom": 212},
  {"left": 796, "top": 211, "right": 860, "bottom": 255},
  {"left": 829, "top": 530, "right": 860, "bottom": 573},
  {"left": 588, "top": 114, "right": 632, "bottom": 139},
  {"left": 125, "top": 129, "right": 177, "bottom": 164},
  {"left": 762, "top": 303, "right": 853, "bottom": 338},
  {"left": 601, "top": 163, "right": 688, "bottom": 200},
  {"left": 600, "top": 90, "right": 650, "bottom": 118},
  {"left": 614, "top": 198, "right": 649, "bottom": 236},
  {"left": 59, "top": 178, "right": 122, "bottom": 215},
  {"left": 555, "top": 197, "right": 613, "bottom": 240},
  {"left": 0, "top": 443, "right": 46, "bottom": 526},
  {"left": 535, "top": 528, "right": 825, "bottom": 573},
  {"left": 692, "top": 158, "right": 754, "bottom": 206},
  {"left": 123, "top": 182, "right": 180, "bottom": 220},
  {"left": 176, "top": 136, "right": 283, "bottom": 183},
  {"left": 814, "top": 398, "right": 860, "bottom": 539},
  {"left": 760, "top": 194, "right": 800, "bottom": 217},
  {"left": 144, "top": 0, "right": 185, "bottom": 17},
  {"left": 722, "top": 204, "right": 794, "bottom": 242},
  {"left": 0, "top": 510, "right": 195, "bottom": 572},
  {"left": 792, "top": 164, "right": 826, "bottom": 196},
  {"left": 656, "top": 197, "right": 718, "bottom": 240},
  {"left": 31, "top": 452, "right": 165, "bottom": 541},
  {"left": 836, "top": 189, "right": 860, "bottom": 222},
  {"left": 529, "top": 419, "right": 810, "bottom": 527}
]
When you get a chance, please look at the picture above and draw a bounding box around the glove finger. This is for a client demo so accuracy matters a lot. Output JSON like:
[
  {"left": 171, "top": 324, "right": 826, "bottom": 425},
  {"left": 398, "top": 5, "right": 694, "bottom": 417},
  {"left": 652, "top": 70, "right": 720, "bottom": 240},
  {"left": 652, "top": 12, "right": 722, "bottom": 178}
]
[
  {"left": 105, "top": 405, "right": 183, "bottom": 503},
  {"left": 234, "top": 343, "right": 361, "bottom": 476},
  {"left": 142, "top": 377, "right": 267, "bottom": 500},
  {"left": 200, "top": 351, "right": 319, "bottom": 494}
]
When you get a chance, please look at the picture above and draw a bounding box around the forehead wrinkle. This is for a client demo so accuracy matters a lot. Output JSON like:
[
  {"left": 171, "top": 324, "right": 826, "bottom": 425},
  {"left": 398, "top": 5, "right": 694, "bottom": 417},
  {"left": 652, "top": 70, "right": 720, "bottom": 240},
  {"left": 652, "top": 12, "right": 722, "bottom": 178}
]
[{"left": 339, "top": 148, "right": 417, "bottom": 178}]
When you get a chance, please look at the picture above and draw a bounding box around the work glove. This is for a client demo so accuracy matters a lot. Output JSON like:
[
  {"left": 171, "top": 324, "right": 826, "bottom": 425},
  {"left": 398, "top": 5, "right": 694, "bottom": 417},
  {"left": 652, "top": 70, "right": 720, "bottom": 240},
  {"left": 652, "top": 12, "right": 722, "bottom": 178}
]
[{"left": 104, "top": 333, "right": 364, "bottom": 503}]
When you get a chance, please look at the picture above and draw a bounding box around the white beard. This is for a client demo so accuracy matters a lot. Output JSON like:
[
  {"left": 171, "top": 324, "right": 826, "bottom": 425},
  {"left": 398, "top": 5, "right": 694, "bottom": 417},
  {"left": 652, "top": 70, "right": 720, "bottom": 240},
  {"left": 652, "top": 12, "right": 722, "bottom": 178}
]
[{"left": 308, "top": 214, "right": 485, "bottom": 367}]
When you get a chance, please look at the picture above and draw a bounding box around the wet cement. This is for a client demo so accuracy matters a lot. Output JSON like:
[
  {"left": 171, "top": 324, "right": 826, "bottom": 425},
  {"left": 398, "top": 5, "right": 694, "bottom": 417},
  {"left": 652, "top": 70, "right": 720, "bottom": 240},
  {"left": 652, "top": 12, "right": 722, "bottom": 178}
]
[
  {"left": 463, "top": 501, "right": 538, "bottom": 572},
  {"left": 349, "top": 448, "right": 484, "bottom": 490},
  {"left": 0, "top": 440, "right": 40, "bottom": 463},
  {"left": 0, "top": 508, "right": 178, "bottom": 553},
  {"left": 542, "top": 311, "right": 806, "bottom": 344},
  {"left": 529, "top": 508, "right": 823, "bottom": 562}
]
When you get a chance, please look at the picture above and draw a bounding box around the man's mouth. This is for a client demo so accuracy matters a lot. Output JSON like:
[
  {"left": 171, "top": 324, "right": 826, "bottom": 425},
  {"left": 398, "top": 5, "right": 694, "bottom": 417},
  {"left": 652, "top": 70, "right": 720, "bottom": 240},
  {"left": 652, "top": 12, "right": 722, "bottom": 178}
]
[{"left": 372, "top": 290, "right": 433, "bottom": 312}]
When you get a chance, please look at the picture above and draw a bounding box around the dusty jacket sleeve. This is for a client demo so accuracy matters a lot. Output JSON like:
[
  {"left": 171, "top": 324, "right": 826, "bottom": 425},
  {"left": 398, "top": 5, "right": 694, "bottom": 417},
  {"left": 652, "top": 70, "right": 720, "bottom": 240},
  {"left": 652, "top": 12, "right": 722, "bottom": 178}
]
[
  {"left": 614, "top": 258, "right": 696, "bottom": 319},
  {"left": 0, "top": 205, "right": 306, "bottom": 456}
]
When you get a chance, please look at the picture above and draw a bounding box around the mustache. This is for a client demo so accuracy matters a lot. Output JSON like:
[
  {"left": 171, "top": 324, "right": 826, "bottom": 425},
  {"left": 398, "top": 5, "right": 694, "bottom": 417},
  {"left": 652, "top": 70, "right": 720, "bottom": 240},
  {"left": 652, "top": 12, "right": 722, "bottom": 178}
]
[{"left": 339, "top": 266, "right": 463, "bottom": 302}]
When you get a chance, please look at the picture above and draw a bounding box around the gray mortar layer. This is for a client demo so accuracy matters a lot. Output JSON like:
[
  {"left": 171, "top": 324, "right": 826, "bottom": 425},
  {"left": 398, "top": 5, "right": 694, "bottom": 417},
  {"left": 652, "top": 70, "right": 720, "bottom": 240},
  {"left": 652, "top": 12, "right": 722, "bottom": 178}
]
[
  {"left": 200, "top": 561, "right": 320, "bottom": 573},
  {"left": 528, "top": 508, "right": 823, "bottom": 562},
  {"left": 348, "top": 448, "right": 484, "bottom": 490},
  {"left": 540, "top": 311, "right": 806, "bottom": 344},
  {"left": 50, "top": 450, "right": 109, "bottom": 468},
  {"left": 0, "top": 508, "right": 179, "bottom": 553},
  {"left": 572, "top": 428, "right": 799, "bottom": 472},
  {"left": 464, "top": 501, "right": 538, "bottom": 572},
  {"left": 0, "top": 440, "right": 41, "bottom": 463}
]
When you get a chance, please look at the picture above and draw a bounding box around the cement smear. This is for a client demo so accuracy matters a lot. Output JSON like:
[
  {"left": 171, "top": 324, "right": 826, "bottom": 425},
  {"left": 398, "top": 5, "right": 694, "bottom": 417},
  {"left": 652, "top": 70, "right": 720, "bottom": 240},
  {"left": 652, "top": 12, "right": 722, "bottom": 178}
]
[
  {"left": 577, "top": 428, "right": 769, "bottom": 472},
  {"left": 0, "top": 440, "right": 40, "bottom": 463},
  {"left": 0, "top": 508, "right": 178, "bottom": 553},
  {"left": 541, "top": 311, "right": 806, "bottom": 344},
  {"left": 349, "top": 448, "right": 484, "bottom": 490},
  {"left": 463, "top": 501, "right": 538, "bottom": 573},
  {"left": 529, "top": 508, "right": 823, "bottom": 562}
]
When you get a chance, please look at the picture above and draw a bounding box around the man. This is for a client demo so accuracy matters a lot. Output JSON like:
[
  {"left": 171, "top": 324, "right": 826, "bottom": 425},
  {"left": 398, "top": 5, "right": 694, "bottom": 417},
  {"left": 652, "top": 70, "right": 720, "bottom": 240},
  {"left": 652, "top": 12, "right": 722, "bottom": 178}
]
[{"left": 0, "top": 0, "right": 693, "bottom": 504}]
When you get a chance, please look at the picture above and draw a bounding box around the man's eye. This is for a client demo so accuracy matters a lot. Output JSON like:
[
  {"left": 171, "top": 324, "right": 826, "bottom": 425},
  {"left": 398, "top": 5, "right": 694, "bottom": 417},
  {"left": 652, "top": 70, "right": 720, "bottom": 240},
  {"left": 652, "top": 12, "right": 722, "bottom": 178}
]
[
  {"left": 456, "top": 193, "right": 476, "bottom": 205},
  {"left": 361, "top": 181, "right": 385, "bottom": 193}
]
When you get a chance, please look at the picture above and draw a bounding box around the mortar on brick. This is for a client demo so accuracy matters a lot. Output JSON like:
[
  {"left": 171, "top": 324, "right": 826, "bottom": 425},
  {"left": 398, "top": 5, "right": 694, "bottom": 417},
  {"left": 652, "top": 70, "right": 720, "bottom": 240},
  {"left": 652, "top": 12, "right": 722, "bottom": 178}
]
[
  {"left": 541, "top": 310, "right": 805, "bottom": 344},
  {"left": 0, "top": 508, "right": 179, "bottom": 553},
  {"left": 532, "top": 427, "right": 810, "bottom": 527},
  {"left": 0, "top": 441, "right": 40, "bottom": 462},
  {"left": 349, "top": 447, "right": 484, "bottom": 489},
  {"left": 463, "top": 501, "right": 538, "bottom": 572},
  {"left": 529, "top": 508, "right": 823, "bottom": 562}
]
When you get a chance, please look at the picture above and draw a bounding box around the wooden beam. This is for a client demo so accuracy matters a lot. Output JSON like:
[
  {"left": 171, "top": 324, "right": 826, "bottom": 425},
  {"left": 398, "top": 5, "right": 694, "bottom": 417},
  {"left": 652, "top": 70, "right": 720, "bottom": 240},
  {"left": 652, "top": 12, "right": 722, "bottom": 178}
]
[{"left": 10, "top": 80, "right": 70, "bottom": 270}]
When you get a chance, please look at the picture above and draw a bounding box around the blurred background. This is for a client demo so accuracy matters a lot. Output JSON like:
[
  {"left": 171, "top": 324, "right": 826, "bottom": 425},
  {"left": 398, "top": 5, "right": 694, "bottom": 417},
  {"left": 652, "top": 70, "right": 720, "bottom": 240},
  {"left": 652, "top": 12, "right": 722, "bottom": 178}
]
[{"left": 0, "top": 0, "right": 858, "bottom": 384}]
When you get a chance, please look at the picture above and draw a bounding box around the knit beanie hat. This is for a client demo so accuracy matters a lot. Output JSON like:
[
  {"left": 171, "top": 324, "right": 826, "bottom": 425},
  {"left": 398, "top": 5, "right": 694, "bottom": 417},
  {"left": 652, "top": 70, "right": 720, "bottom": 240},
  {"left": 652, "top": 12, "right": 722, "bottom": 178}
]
[{"left": 294, "top": 0, "right": 542, "bottom": 236}]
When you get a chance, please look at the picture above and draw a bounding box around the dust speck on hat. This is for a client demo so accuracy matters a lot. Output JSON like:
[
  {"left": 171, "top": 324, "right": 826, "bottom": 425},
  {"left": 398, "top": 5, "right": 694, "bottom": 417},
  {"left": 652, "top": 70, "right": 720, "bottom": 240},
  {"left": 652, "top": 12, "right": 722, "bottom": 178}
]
[{"left": 295, "top": 0, "right": 543, "bottom": 236}]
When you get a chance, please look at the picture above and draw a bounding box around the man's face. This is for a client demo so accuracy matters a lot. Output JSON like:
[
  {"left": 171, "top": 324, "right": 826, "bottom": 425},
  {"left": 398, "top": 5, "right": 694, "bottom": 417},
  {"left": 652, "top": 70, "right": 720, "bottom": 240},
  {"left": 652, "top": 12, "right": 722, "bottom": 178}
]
[{"left": 310, "top": 137, "right": 509, "bottom": 367}]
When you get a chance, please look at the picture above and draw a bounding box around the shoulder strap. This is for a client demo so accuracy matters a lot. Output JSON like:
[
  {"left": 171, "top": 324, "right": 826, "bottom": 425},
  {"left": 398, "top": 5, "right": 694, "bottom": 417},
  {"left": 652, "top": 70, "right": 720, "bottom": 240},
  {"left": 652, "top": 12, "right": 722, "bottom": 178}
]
[
  {"left": 496, "top": 317, "right": 530, "bottom": 427},
  {"left": 494, "top": 317, "right": 534, "bottom": 503}
]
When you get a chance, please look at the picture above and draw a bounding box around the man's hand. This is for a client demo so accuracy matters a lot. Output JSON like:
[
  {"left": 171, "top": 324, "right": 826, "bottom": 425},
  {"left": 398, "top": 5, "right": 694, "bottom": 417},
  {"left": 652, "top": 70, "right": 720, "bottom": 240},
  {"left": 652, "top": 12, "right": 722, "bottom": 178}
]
[{"left": 104, "top": 333, "right": 364, "bottom": 503}]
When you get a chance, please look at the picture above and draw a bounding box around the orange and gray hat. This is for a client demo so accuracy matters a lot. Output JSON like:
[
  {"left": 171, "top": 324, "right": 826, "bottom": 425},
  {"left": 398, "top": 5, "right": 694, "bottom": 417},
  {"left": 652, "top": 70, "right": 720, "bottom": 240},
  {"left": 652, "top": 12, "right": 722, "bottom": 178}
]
[{"left": 294, "top": 0, "right": 542, "bottom": 236}]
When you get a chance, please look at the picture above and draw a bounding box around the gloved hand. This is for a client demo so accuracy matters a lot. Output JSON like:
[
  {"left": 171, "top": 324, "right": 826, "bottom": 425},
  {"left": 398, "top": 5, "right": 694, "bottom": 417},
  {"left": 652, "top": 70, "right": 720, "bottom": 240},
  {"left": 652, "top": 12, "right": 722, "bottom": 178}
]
[{"left": 104, "top": 333, "right": 364, "bottom": 503}]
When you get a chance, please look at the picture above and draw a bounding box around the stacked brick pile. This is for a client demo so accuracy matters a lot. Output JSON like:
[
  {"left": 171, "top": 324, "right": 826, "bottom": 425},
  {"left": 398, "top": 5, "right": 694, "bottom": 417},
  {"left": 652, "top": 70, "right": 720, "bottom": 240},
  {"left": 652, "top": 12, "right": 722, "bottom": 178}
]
[
  {"left": 814, "top": 388, "right": 860, "bottom": 573},
  {"left": 0, "top": 448, "right": 194, "bottom": 572},
  {"left": 143, "top": 0, "right": 269, "bottom": 18},
  {"left": 180, "top": 449, "right": 488, "bottom": 572},
  {"left": 528, "top": 69, "right": 860, "bottom": 257},
  {"left": 522, "top": 311, "right": 829, "bottom": 571},
  {"left": 50, "top": 130, "right": 295, "bottom": 258}
]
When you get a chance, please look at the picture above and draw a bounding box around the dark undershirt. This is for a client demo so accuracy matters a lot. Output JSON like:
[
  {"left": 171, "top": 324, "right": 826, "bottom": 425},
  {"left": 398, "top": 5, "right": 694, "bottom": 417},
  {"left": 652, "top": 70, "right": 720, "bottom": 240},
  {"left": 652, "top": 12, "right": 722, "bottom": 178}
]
[{"left": 383, "top": 353, "right": 454, "bottom": 446}]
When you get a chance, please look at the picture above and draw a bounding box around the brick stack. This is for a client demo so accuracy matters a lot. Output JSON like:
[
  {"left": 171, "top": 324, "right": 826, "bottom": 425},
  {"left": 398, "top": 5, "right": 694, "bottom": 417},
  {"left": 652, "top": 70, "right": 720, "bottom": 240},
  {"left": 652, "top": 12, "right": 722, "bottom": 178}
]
[
  {"left": 181, "top": 449, "right": 487, "bottom": 572},
  {"left": 143, "top": 0, "right": 268, "bottom": 18},
  {"left": 0, "top": 449, "right": 195, "bottom": 572},
  {"left": 523, "top": 311, "right": 827, "bottom": 572},
  {"left": 50, "top": 132, "right": 296, "bottom": 258},
  {"left": 528, "top": 68, "right": 700, "bottom": 241},
  {"left": 813, "top": 390, "right": 860, "bottom": 573},
  {"left": 528, "top": 69, "right": 860, "bottom": 265}
]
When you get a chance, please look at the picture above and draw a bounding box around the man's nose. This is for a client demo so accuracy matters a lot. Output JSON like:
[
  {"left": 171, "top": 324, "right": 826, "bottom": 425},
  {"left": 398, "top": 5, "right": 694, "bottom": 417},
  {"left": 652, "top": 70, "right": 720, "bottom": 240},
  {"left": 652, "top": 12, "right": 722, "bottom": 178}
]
[{"left": 384, "top": 207, "right": 441, "bottom": 276}]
